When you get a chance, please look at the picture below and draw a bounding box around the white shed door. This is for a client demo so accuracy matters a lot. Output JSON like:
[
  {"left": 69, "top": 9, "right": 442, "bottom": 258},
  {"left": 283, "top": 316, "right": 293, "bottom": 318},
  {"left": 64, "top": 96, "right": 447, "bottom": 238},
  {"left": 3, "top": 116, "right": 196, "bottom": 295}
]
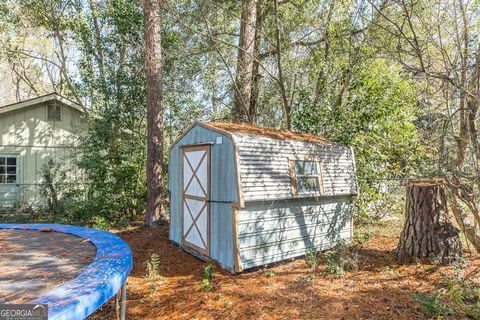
[{"left": 182, "top": 145, "right": 210, "bottom": 255}]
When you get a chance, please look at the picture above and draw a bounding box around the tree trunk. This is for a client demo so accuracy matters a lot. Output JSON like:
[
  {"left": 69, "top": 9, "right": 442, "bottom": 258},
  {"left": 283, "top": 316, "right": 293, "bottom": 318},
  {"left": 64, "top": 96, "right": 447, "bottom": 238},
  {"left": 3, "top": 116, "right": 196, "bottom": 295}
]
[
  {"left": 272, "top": 0, "right": 291, "bottom": 130},
  {"left": 249, "top": 0, "right": 263, "bottom": 122},
  {"left": 143, "top": 0, "right": 165, "bottom": 226},
  {"left": 233, "top": 0, "right": 259, "bottom": 123},
  {"left": 396, "top": 179, "right": 462, "bottom": 264}
]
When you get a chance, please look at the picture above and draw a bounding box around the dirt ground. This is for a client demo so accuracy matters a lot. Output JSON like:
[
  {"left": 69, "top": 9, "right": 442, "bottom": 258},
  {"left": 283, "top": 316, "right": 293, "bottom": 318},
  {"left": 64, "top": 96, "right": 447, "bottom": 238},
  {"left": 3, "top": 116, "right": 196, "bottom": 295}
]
[{"left": 90, "top": 222, "right": 480, "bottom": 320}]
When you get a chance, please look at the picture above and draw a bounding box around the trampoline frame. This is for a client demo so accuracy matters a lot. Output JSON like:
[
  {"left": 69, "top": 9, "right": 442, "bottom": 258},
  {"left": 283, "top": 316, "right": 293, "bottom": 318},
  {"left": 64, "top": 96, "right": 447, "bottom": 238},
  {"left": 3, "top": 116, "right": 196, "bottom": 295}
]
[{"left": 0, "top": 223, "right": 133, "bottom": 320}]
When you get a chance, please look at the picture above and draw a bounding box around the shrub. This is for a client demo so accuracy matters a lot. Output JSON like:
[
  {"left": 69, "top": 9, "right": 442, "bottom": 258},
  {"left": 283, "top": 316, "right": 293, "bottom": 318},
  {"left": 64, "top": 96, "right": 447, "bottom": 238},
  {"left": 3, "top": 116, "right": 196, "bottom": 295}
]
[
  {"left": 304, "top": 248, "right": 319, "bottom": 269},
  {"left": 91, "top": 216, "right": 115, "bottom": 230},
  {"left": 323, "top": 242, "right": 358, "bottom": 278}
]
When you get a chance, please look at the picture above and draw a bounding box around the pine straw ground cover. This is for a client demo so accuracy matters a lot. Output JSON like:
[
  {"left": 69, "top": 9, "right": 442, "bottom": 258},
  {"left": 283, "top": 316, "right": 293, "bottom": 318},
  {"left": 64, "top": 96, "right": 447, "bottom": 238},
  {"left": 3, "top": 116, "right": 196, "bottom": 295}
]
[{"left": 90, "top": 220, "right": 480, "bottom": 320}]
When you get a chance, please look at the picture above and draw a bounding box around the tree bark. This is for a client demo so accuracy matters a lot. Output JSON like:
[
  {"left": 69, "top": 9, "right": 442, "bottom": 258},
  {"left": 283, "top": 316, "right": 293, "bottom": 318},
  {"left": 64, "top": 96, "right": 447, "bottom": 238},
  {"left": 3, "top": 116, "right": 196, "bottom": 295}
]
[
  {"left": 249, "top": 0, "right": 263, "bottom": 121},
  {"left": 143, "top": 0, "right": 165, "bottom": 226},
  {"left": 272, "top": 0, "right": 291, "bottom": 130},
  {"left": 233, "top": 0, "right": 259, "bottom": 123},
  {"left": 397, "top": 179, "right": 462, "bottom": 264}
]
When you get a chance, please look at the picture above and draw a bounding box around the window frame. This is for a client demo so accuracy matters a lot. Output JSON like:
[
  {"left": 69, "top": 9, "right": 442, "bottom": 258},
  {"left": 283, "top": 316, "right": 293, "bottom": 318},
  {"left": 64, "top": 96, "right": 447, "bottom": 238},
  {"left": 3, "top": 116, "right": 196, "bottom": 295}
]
[
  {"left": 0, "top": 155, "right": 19, "bottom": 185},
  {"left": 47, "top": 103, "right": 62, "bottom": 122},
  {"left": 289, "top": 158, "right": 324, "bottom": 196}
]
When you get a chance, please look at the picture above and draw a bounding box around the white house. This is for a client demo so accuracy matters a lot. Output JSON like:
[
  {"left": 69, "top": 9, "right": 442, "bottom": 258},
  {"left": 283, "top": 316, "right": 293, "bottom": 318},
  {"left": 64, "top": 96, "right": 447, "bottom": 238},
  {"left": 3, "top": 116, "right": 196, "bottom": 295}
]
[{"left": 0, "top": 93, "right": 85, "bottom": 207}]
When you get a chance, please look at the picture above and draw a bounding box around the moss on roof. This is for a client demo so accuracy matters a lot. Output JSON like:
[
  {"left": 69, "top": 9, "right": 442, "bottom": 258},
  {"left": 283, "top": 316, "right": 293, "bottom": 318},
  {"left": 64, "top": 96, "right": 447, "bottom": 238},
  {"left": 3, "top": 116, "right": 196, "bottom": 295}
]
[{"left": 206, "top": 122, "right": 330, "bottom": 144}]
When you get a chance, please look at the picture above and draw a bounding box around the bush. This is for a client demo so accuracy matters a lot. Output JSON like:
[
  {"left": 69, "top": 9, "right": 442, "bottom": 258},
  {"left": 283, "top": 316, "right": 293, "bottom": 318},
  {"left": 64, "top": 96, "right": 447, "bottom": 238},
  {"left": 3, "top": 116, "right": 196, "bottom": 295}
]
[{"left": 91, "top": 216, "right": 115, "bottom": 230}]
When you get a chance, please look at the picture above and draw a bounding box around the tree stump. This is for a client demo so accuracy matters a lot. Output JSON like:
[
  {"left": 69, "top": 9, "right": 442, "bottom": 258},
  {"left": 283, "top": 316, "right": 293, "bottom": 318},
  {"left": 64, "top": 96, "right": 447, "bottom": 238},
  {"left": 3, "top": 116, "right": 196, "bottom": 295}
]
[{"left": 396, "top": 179, "right": 462, "bottom": 264}]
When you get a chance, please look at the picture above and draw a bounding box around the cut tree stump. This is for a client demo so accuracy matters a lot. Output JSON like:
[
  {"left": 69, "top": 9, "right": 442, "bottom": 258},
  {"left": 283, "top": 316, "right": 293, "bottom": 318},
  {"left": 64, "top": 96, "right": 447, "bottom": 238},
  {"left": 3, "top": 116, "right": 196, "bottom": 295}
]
[{"left": 396, "top": 179, "right": 462, "bottom": 264}]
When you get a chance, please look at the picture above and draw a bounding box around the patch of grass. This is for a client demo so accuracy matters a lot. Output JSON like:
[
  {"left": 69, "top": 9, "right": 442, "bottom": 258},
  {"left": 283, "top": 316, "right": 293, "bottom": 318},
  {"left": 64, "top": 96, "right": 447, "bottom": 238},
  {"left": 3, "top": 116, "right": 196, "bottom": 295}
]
[
  {"left": 413, "top": 292, "right": 454, "bottom": 317},
  {"left": 353, "top": 231, "right": 371, "bottom": 246},
  {"left": 413, "top": 258, "right": 480, "bottom": 319},
  {"left": 462, "top": 303, "right": 480, "bottom": 319},
  {"left": 296, "top": 274, "right": 315, "bottom": 286},
  {"left": 224, "top": 299, "right": 235, "bottom": 308},
  {"left": 148, "top": 283, "right": 157, "bottom": 294},
  {"left": 264, "top": 270, "right": 276, "bottom": 277}
]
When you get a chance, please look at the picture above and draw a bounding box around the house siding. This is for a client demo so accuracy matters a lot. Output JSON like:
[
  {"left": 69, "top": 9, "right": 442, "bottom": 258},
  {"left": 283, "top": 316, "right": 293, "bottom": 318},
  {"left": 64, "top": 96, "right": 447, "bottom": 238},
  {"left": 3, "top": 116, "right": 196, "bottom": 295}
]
[
  {"left": 168, "top": 125, "right": 239, "bottom": 271},
  {"left": 238, "top": 196, "right": 352, "bottom": 269},
  {"left": 0, "top": 102, "right": 83, "bottom": 207}
]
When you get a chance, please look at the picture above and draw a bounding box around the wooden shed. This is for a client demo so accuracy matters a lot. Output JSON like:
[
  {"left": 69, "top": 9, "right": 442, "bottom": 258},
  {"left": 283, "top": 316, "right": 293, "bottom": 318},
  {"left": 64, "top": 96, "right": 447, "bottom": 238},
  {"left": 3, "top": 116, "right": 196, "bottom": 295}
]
[{"left": 168, "top": 122, "right": 358, "bottom": 273}]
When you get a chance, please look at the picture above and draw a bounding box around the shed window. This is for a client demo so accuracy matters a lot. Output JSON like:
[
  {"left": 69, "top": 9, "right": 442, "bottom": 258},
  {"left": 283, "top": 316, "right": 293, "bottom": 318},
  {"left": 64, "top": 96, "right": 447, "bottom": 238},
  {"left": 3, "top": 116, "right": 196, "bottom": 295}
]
[
  {"left": 0, "top": 157, "right": 17, "bottom": 184},
  {"left": 290, "top": 160, "right": 323, "bottom": 195},
  {"left": 47, "top": 104, "right": 61, "bottom": 121}
]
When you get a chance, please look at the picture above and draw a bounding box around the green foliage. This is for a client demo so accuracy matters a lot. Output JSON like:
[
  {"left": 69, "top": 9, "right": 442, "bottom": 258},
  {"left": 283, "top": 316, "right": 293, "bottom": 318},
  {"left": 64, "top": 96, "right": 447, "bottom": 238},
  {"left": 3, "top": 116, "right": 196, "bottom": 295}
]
[
  {"left": 296, "top": 274, "right": 315, "bottom": 286},
  {"left": 323, "top": 242, "right": 358, "bottom": 278},
  {"left": 145, "top": 253, "right": 161, "bottom": 280},
  {"left": 39, "top": 158, "right": 67, "bottom": 215},
  {"left": 304, "top": 248, "right": 319, "bottom": 269},
  {"left": 200, "top": 263, "right": 216, "bottom": 293},
  {"left": 91, "top": 215, "right": 115, "bottom": 230},
  {"left": 264, "top": 270, "right": 276, "bottom": 278},
  {"left": 203, "top": 263, "right": 216, "bottom": 280},
  {"left": 353, "top": 231, "right": 371, "bottom": 246},
  {"left": 293, "top": 60, "right": 429, "bottom": 223},
  {"left": 200, "top": 278, "right": 213, "bottom": 293},
  {"left": 412, "top": 292, "right": 454, "bottom": 317},
  {"left": 224, "top": 299, "right": 235, "bottom": 308},
  {"left": 413, "top": 258, "right": 480, "bottom": 319},
  {"left": 463, "top": 303, "right": 480, "bottom": 319}
]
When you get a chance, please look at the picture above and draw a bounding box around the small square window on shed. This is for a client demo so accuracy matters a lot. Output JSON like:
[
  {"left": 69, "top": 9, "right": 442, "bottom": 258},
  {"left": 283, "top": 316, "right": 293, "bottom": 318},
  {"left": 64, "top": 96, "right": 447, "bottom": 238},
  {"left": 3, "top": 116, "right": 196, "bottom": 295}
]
[
  {"left": 47, "top": 103, "right": 61, "bottom": 121},
  {"left": 289, "top": 159, "right": 324, "bottom": 195}
]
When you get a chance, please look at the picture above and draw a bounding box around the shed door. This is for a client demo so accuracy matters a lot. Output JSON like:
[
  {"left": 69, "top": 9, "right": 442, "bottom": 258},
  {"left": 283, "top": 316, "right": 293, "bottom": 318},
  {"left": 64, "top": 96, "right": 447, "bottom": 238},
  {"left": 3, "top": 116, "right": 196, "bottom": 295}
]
[{"left": 182, "top": 145, "right": 210, "bottom": 255}]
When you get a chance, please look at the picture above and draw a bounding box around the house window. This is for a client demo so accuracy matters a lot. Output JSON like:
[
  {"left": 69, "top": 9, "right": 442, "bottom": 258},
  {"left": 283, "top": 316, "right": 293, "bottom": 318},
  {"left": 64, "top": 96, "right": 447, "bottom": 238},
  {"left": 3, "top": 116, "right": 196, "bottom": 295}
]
[
  {"left": 47, "top": 103, "right": 61, "bottom": 121},
  {"left": 0, "top": 157, "right": 17, "bottom": 184},
  {"left": 290, "top": 159, "right": 323, "bottom": 195}
]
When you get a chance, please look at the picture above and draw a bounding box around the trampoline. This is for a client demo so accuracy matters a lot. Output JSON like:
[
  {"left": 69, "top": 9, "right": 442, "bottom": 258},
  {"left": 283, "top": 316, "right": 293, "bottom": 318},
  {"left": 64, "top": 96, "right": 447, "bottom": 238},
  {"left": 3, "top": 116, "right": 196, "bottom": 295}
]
[{"left": 0, "top": 224, "right": 133, "bottom": 320}]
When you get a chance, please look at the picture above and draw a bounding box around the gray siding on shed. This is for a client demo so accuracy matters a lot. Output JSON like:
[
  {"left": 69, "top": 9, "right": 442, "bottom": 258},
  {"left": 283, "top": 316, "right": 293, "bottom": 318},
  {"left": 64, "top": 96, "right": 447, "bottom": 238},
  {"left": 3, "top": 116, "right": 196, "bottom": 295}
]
[
  {"left": 237, "top": 196, "right": 352, "bottom": 269},
  {"left": 232, "top": 134, "right": 357, "bottom": 201},
  {"left": 168, "top": 125, "right": 239, "bottom": 271}
]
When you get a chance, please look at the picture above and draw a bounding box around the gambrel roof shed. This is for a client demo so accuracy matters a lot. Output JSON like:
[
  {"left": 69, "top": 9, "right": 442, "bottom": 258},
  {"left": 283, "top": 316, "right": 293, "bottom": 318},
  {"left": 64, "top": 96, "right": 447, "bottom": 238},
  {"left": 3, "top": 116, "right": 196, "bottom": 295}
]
[{"left": 168, "top": 122, "right": 358, "bottom": 273}]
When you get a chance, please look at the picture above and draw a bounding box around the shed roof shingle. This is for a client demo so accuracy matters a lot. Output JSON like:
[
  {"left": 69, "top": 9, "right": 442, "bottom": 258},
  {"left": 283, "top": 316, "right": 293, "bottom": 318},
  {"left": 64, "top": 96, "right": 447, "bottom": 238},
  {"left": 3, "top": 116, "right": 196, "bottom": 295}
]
[{"left": 205, "top": 122, "right": 330, "bottom": 144}]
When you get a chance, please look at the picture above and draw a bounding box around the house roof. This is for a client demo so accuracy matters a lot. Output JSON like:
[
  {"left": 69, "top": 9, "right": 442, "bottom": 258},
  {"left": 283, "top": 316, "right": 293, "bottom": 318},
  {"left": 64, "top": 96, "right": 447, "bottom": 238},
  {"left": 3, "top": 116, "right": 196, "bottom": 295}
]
[
  {"left": 0, "top": 93, "right": 84, "bottom": 115},
  {"left": 205, "top": 122, "right": 330, "bottom": 144}
]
